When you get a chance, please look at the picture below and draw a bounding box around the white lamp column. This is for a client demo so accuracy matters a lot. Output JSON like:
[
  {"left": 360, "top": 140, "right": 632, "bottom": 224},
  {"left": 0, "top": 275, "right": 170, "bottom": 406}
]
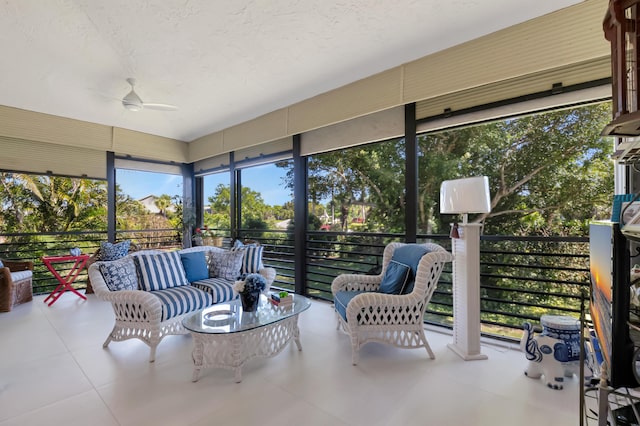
[
  {"left": 440, "top": 175, "right": 491, "bottom": 361},
  {"left": 447, "top": 223, "right": 487, "bottom": 360}
]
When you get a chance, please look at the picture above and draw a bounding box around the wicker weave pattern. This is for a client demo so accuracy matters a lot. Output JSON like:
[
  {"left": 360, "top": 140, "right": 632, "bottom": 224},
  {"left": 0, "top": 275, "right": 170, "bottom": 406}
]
[
  {"left": 190, "top": 314, "right": 301, "bottom": 382},
  {"left": 88, "top": 246, "right": 277, "bottom": 362},
  {"left": 0, "top": 259, "right": 34, "bottom": 312},
  {"left": 331, "top": 242, "right": 452, "bottom": 365},
  {"left": 90, "top": 249, "right": 205, "bottom": 362},
  {"left": 89, "top": 264, "right": 188, "bottom": 362}
]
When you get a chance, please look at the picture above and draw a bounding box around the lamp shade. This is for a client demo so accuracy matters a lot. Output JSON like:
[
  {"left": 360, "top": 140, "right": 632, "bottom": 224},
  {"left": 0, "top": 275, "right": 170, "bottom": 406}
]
[{"left": 440, "top": 176, "right": 491, "bottom": 214}]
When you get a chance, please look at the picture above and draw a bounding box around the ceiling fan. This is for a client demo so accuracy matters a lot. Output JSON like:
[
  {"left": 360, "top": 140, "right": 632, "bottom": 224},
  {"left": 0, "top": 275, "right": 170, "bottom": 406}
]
[{"left": 121, "top": 78, "right": 177, "bottom": 112}]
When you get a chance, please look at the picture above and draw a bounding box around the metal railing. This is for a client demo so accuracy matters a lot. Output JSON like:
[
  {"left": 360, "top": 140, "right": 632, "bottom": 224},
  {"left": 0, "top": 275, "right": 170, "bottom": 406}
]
[
  {"left": 241, "top": 230, "right": 590, "bottom": 342},
  {"left": 0, "top": 229, "right": 181, "bottom": 295},
  {"left": 1, "top": 228, "right": 589, "bottom": 342}
]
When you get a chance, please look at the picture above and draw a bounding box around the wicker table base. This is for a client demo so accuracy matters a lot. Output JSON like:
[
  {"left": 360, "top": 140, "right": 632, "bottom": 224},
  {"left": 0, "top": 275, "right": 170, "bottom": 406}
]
[
  {"left": 183, "top": 295, "right": 311, "bottom": 383},
  {"left": 189, "top": 314, "right": 302, "bottom": 382}
]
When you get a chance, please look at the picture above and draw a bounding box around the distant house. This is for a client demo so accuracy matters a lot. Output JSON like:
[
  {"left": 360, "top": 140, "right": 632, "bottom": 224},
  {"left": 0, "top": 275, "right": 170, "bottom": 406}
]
[
  {"left": 276, "top": 219, "right": 291, "bottom": 229},
  {"left": 138, "top": 195, "right": 175, "bottom": 214}
]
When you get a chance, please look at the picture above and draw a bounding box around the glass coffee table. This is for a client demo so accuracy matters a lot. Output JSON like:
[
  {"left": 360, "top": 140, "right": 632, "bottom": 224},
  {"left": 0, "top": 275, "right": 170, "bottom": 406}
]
[{"left": 182, "top": 294, "right": 311, "bottom": 382}]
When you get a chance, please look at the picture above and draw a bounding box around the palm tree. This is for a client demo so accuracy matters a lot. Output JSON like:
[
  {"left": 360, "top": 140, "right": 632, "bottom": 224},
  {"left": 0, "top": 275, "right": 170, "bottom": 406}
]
[{"left": 154, "top": 194, "right": 172, "bottom": 217}]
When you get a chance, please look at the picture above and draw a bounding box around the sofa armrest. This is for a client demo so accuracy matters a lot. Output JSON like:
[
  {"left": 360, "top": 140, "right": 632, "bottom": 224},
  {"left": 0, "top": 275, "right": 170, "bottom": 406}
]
[
  {"left": 88, "top": 263, "right": 162, "bottom": 322},
  {"left": 258, "top": 267, "right": 276, "bottom": 287},
  {"left": 100, "top": 289, "right": 163, "bottom": 323}
]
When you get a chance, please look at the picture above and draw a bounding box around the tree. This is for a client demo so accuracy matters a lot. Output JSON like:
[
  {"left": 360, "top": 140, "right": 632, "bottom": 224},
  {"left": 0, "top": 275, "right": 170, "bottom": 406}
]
[
  {"left": 205, "top": 183, "right": 273, "bottom": 230},
  {"left": 419, "top": 103, "right": 613, "bottom": 236},
  {"left": 0, "top": 173, "right": 107, "bottom": 233},
  {"left": 278, "top": 102, "right": 613, "bottom": 238},
  {"left": 0, "top": 173, "right": 170, "bottom": 235},
  {"left": 154, "top": 194, "right": 172, "bottom": 217},
  {"left": 302, "top": 140, "right": 406, "bottom": 232}
]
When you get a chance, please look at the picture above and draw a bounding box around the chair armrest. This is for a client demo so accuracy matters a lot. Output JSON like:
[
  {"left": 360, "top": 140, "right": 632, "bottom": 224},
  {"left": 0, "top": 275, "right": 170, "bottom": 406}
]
[
  {"left": 0, "top": 267, "right": 13, "bottom": 286},
  {"left": 2, "top": 260, "right": 34, "bottom": 271},
  {"left": 331, "top": 273, "right": 382, "bottom": 295},
  {"left": 346, "top": 292, "right": 422, "bottom": 325}
]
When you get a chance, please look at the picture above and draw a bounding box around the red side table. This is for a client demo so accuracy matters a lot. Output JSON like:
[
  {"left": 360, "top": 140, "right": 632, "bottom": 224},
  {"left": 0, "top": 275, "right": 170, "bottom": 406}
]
[{"left": 42, "top": 254, "right": 90, "bottom": 306}]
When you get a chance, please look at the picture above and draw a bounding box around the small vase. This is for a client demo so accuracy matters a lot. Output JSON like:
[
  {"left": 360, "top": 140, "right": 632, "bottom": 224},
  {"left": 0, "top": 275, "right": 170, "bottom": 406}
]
[{"left": 240, "top": 290, "right": 261, "bottom": 312}]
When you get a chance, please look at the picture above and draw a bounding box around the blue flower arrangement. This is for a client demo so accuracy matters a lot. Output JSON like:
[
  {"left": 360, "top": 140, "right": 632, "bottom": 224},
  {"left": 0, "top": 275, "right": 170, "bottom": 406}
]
[{"left": 233, "top": 273, "right": 267, "bottom": 295}]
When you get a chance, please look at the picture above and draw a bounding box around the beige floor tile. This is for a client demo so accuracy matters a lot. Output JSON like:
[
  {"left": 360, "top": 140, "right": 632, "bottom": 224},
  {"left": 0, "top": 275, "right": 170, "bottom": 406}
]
[{"left": 0, "top": 294, "right": 583, "bottom": 426}]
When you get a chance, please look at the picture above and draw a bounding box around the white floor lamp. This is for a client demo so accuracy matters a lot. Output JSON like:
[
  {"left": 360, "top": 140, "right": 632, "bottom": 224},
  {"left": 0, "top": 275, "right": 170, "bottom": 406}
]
[{"left": 440, "top": 176, "right": 492, "bottom": 361}]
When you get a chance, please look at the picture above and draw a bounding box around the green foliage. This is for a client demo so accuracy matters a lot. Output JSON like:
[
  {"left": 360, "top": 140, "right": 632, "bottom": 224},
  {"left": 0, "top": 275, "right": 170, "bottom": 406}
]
[
  {"left": 0, "top": 173, "right": 178, "bottom": 235},
  {"left": 304, "top": 140, "right": 406, "bottom": 233},
  {"left": 278, "top": 103, "right": 612, "bottom": 238},
  {"left": 0, "top": 173, "right": 108, "bottom": 232},
  {"left": 419, "top": 103, "right": 613, "bottom": 236}
]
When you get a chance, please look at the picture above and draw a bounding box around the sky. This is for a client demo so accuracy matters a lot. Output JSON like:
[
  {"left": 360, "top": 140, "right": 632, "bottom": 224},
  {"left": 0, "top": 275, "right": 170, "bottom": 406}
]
[{"left": 116, "top": 163, "right": 291, "bottom": 206}]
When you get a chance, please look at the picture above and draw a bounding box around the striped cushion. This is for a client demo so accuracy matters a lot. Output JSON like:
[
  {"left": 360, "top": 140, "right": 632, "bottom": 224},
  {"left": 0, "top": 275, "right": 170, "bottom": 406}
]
[
  {"left": 231, "top": 244, "right": 264, "bottom": 274},
  {"left": 10, "top": 270, "right": 32, "bottom": 282},
  {"left": 135, "top": 251, "right": 189, "bottom": 291},
  {"left": 151, "top": 286, "right": 213, "bottom": 321},
  {"left": 192, "top": 277, "right": 237, "bottom": 304}
]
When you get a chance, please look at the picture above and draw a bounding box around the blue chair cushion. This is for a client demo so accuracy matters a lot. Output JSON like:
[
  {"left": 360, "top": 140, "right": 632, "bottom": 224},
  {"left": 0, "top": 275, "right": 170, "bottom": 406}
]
[
  {"left": 378, "top": 260, "right": 411, "bottom": 294},
  {"left": 180, "top": 251, "right": 209, "bottom": 283},
  {"left": 151, "top": 285, "right": 213, "bottom": 321},
  {"left": 191, "top": 277, "right": 237, "bottom": 304},
  {"left": 334, "top": 290, "right": 369, "bottom": 322},
  {"left": 388, "top": 244, "right": 431, "bottom": 294}
]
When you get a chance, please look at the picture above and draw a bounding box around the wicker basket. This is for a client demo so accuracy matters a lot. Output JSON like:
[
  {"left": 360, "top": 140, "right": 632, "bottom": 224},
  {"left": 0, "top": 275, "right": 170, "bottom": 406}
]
[{"left": 202, "top": 236, "right": 224, "bottom": 247}]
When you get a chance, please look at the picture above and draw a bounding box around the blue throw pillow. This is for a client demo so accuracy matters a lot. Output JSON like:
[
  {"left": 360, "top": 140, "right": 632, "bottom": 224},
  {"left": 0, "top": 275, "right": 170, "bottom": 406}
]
[
  {"left": 391, "top": 244, "right": 431, "bottom": 294},
  {"left": 100, "top": 240, "right": 131, "bottom": 261},
  {"left": 180, "top": 251, "right": 209, "bottom": 283},
  {"left": 98, "top": 257, "right": 138, "bottom": 291},
  {"left": 379, "top": 260, "right": 412, "bottom": 294}
]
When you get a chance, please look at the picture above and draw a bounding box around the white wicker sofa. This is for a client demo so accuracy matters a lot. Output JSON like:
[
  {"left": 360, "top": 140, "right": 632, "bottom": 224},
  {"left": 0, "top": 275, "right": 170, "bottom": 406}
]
[{"left": 88, "top": 245, "right": 276, "bottom": 362}]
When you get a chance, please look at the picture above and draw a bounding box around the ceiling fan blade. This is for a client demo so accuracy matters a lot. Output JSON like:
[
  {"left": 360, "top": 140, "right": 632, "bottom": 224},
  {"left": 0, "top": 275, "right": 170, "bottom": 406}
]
[{"left": 143, "top": 103, "right": 178, "bottom": 111}]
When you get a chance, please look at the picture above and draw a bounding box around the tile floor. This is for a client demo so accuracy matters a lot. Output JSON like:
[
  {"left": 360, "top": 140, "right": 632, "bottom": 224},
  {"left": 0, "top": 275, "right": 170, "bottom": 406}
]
[{"left": 0, "top": 294, "right": 582, "bottom": 426}]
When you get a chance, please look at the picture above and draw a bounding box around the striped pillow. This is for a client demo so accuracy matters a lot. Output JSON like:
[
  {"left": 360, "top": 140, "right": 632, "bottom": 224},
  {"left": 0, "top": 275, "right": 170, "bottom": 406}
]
[
  {"left": 135, "top": 252, "right": 189, "bottom": 291},
  {"left": 241, "top": 245, "right": 264, "bottom": 274},
  {"left": 232, "top": 244, "right": 264, "bottom": 274}
]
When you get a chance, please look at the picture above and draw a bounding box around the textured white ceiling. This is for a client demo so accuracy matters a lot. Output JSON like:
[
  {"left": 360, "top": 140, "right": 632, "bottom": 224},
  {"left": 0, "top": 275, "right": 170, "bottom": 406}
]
[{"left": 0, "top": 0, "right": 582, "bottom": 142}]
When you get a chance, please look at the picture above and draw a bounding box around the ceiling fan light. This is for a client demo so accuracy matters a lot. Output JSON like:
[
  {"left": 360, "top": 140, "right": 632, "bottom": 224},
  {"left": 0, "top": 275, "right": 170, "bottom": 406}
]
[
  {"left": 123, "top": 101, "right": 142, "bottom": 111},
  {"left": 122, "top": 87, "right": 143, "bottom": 111}
]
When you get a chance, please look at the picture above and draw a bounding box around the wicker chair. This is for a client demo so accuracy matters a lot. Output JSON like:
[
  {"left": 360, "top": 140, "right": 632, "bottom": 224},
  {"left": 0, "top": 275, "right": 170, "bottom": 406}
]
[
  {"left": 0, "top": 259, "right": 34, "bottom": 312},
  {"left": 331, "top": 242, "right": 452, "bottom": 365}
]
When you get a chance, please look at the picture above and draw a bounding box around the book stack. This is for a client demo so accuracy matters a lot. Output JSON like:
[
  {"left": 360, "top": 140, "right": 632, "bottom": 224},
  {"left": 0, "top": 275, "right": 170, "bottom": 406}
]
[{"left": 269, "top": 292, "right": 293, "bottom": 307}]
